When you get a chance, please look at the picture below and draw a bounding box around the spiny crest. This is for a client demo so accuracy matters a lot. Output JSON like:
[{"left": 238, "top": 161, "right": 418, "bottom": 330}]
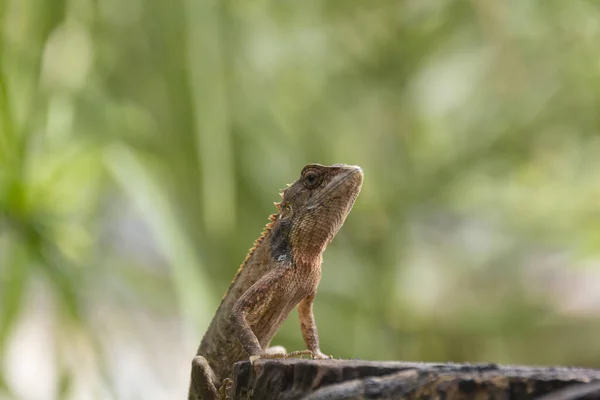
[
  {"left": 243, "top": 183, "right": 290, "bottom": 264},
  {"left": 222, "top": 213, "right": 278, "bottom": 300},
  {"left": 241, "top": 189, "right": 286, "bottom": 266},
  {"left": 279, "top": 184, "right": 290, "bottom": 199},
  {"left": 244, "top": 211, "right": 278, "bottom": 265},
  {"left": 222, "top": 185, "right": 289, "bottom": 298}
]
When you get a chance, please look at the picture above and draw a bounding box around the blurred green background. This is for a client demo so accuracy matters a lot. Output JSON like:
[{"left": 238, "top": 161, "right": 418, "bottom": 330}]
[{"left": 2, "top": 0, "right": 600, "bottom": 399}]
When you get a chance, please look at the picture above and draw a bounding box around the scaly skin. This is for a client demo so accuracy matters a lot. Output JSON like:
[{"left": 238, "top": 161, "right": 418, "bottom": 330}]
[{"left": 188, "top": 163, "right": 363, "bottom": 400}]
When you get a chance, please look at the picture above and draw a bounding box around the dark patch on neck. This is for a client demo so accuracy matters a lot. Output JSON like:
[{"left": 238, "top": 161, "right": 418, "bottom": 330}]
[{"left": 270, "top": 219, "right": 294, "bottom": 264}]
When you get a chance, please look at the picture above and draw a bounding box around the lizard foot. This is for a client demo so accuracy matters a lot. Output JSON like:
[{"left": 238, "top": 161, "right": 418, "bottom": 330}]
[
  {"left": 285, "top": 350, "right": 333, "bottom": 360},
  {"left": 218, "top": 378, "right": 233, "bottom": 400},
  {"left": 311, "top": 350, "right": 333, "bottom": 360},
  {"left": 284, "top": 350, "right": 316, "bottom": 359},
  {"left": 249, "top": 350, "right": 333, "bottom": 364},
  {"left": 249, "top": 352, "right": 286, "bottom": 364},
  {"left": 248, "top": 345, "right": 288, "bottom": 363}
]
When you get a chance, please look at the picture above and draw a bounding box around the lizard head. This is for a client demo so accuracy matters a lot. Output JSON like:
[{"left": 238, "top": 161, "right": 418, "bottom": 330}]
[{"left": 270, "top": 163, "right": 363, "bottom": 265}]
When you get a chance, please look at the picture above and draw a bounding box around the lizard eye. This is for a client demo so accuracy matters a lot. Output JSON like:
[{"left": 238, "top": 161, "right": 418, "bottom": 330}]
[{"left": 303, "top": 171, "right": 321, "bottom": 189}]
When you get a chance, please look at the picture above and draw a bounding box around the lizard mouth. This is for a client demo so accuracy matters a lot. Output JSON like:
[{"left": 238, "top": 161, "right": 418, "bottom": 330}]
[{"left": 305, "top": 166, "right": 363, "bottom": 210}]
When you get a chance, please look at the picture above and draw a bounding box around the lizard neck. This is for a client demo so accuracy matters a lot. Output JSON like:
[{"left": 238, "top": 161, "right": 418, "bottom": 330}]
[
  {"left": 269, "top": 215, "right": 329, "bottom": 268},
  {"left": 293, "top": 251, "right": 323, "bottom": 271}
]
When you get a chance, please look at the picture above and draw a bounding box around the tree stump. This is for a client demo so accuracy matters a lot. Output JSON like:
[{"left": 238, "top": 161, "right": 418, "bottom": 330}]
[{"left": 230, "top": 359, "right": 600, "bottom": 399}]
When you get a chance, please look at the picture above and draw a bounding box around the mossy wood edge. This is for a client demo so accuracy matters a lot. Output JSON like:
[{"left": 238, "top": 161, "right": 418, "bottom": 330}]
[{"left": 230, "top": 359, "right": 600, "bottom": 400}]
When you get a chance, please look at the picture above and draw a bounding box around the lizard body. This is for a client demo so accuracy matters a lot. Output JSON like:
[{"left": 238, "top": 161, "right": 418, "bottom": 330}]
[{"left": 188, "top": 163, "right": 363, "bottom": 400}]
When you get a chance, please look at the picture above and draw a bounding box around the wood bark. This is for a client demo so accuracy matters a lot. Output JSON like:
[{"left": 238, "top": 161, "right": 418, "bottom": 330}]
[{"left": 230, "top": 359, "right": 600, "bottom": 399}]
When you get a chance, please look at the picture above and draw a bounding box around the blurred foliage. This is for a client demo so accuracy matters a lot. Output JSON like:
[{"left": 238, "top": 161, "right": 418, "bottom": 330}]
[{"left": 2, "top": 0, "right": 600, "bottom": 398}]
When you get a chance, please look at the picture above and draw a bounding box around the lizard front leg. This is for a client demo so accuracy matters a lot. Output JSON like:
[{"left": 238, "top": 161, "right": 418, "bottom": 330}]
[
  {"left": 189, "top": 356, "right": 219, "bottom": 400},
  {"left": 298, "top": 293, "right": 331, "bottom": 359},
  {"left": 231, "top": 268, "right": 291, "bottom": 361}
]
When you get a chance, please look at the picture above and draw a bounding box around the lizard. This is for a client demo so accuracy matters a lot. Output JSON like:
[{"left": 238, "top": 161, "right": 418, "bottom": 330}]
[{"left": 188, "top": 163, "right": 363, "bottom": 400}]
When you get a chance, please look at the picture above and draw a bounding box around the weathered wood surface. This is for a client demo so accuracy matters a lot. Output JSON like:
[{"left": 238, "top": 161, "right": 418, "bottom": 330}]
[{"left": 230, "top": 359, "right": 600, "bottom": 400}]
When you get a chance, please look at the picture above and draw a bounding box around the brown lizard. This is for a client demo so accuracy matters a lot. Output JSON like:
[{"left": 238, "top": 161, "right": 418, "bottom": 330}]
[{"left": 188, "top": 163, "right": 363, "bottom": 400}]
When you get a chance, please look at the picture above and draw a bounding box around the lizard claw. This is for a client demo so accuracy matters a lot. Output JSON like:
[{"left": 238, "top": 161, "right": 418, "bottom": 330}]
[
  {"left": 284, "top": 350, "right": 315, "bottom": 359},
  {"left": 249, "top": 350, "right": 333, "bottom": 366},
  {"left": 312, "top": 351, "right": 333, "bottom": 360},
  {"left": 249, "top": 355, "right": 261, "bottom": 364},
  {"left": 250, "top": 352, "right": 286, "bottom": 365},
  {"left": 283, "top": 350, "right": 332, "bottom": 360},
  {"left": 218, "top": 378, "right": 233, "bottom": 399}
]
